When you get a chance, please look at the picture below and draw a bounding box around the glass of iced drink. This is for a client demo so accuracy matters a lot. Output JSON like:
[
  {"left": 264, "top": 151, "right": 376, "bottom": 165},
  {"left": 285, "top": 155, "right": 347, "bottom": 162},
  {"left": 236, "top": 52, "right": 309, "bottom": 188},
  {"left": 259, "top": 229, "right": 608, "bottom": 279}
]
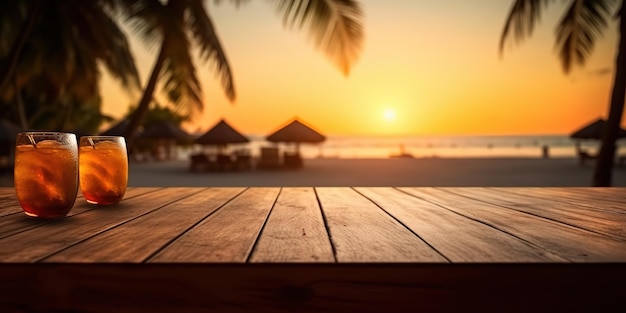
[
  {"left": 79, "top": 136, "right": 128, "bottom": 205},
  {"left": 14, "top": 132, "right": 79, "bottom": 218}
]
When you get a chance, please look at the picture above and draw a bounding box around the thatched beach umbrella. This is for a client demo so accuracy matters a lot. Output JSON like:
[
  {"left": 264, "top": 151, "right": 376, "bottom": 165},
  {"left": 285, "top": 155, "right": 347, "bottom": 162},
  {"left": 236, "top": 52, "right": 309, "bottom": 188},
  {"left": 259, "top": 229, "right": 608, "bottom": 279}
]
[
  {"left": 570, "top": 118, "right": 626, "bottom": 140},
  {"left": 139, "top": 122, "right": 192, "bottom": 142},
  {"left": 570, "top": 118, "right": 626, "bottom": 156},
  {"left": 100, "top": 119, "right": 132, "bottom": 137},
  {"left": 265, "top": 119, "right": 325, "bottom": 168},
  {"left": 196, "top": 119, "right": 249, "bottom": 148},
  {"left": 266, "top": 119, "right": 326, "bottom": 149},
  {"left": 137, "top": 122, "right": 193, "bottom": 160}
]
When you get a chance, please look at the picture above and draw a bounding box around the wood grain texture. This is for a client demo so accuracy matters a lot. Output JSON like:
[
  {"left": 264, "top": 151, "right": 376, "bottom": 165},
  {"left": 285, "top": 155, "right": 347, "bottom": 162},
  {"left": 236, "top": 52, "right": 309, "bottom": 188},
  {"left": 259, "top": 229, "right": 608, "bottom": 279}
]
[
  {"left": 149, "top": 188, "right": 280, "bottom": 262},
  {"left": 44, "top": 188, "right": 244, "bottom": 262},
  {"left": 503, "top": 187, "right": 626, "bottom": 214},
  {"left": 399, "top": 188, "right": 626, "bottom": 262},
  {"left": 0, "top": 188, "right": 198, "bottom": 262},
  {"left": 453, "top": 187, "right": 626, "bottom": 240},
  {"left": 250, "top": 188, "right": 335, "bottom": 263},
  {"left": 316, "top": 188, "right": 446, "bottom": 262},
  {"left": 1, "top": 264, "right": 623, "bottom": 313},
  {"left": 0, "top": 187, "right": 161, "bottom": 240},
  {"left": 0, "top": 191, "right": 20, "bottom": 216},
  {"left": 355, "top": 187, "right": 564, "bottom": 262}
]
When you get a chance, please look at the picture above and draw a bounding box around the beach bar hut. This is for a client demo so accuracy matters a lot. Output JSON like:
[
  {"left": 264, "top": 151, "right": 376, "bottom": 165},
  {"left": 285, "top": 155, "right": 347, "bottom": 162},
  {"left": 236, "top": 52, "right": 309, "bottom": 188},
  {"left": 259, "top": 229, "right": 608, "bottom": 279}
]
[
  {"left": 265, "top": 119, "right": 326, "bottom": 168},
  {"left": 194, "top": 119, "right": 250, "bottom": 171},
  {"left": 570, "top": 118, "right": 626, "bottom": 165},
  {"left": 138, "top": 122, "right": 193, "bottom": 161}
]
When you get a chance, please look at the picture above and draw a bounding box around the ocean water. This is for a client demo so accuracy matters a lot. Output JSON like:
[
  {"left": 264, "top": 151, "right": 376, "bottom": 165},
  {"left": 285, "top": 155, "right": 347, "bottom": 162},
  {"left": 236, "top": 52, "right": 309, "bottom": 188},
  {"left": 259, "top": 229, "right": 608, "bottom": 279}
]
[{"left": 182, "top": 134, "right": 626, "bottom": 159}]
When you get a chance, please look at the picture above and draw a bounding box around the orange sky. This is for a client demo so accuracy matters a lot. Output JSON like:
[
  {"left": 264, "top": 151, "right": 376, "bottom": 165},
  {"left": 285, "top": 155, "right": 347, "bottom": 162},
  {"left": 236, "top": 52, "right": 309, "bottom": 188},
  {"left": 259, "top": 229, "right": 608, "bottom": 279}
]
[{"left": 99, "top": 0, "right": 620, "bottom": 136}]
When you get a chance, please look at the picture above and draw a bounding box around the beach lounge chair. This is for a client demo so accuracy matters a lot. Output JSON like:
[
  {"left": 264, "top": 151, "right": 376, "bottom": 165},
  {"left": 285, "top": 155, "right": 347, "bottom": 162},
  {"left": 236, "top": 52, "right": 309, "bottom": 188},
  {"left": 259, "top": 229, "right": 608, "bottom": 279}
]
[
  {"left": 577, "top": 149, "right": 596, "bottom": 166},
  {"left": 189, "top": 153, "right": 210, "bottom": 172},
  {"left": 283, "top": 152, "right": 303, "bottom": 169},
  {"left": 216, "top": 153, "right": 234, "bottom": 171},
  {"left": 257, "top": 147, "right": 280, "bottom": 169}
]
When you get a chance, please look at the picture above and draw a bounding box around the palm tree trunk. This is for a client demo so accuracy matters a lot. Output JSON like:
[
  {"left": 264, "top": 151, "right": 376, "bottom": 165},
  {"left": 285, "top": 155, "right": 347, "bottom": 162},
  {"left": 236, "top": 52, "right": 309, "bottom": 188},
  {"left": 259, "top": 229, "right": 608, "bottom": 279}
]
[
  {"left": 14, "top": 73, "right": 28, "bottom": 130},
  {"left": 0, "top": 2, "right": 41, "bottom": 96},
  {"left": 124, "top": 42, "right": 168, "bottom": 147},
  {"left": 593, "top": 5, "right": 626, "bottom": 187}
]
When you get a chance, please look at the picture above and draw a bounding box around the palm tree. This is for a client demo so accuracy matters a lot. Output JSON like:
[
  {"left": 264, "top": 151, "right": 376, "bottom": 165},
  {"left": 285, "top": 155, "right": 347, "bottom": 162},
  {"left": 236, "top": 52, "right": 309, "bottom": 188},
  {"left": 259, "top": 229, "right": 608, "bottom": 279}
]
[
  {"left": 500, "top": 0, "right": 623, "bottom": 186},
  {"left": 121, "top": 0, "right": 364, "bottom": 145},
  {"left": 0, "top": 0, "right": 141, "bottom": 131}
]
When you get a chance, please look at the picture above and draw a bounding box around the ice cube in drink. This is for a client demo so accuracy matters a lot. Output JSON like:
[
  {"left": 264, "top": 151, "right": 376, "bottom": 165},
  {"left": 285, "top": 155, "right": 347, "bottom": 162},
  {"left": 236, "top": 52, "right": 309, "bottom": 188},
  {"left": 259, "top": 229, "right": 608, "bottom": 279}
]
[
  {"left": 79, "top": 139, "right": 128, "bottom": 205},
  {"left": 14, "top": 139, "right": 78, "bottom": 218}
]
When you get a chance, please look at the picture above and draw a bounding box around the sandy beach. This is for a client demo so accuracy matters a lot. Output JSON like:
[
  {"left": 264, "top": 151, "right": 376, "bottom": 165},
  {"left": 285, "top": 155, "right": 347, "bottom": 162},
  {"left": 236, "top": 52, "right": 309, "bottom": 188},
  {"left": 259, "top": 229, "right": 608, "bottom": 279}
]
[
  {"left": 3, "top": 157, "right": 621, "bottom": 187},
  {"left": 2, "top": 157, "right": 625, "bottom": 188}
]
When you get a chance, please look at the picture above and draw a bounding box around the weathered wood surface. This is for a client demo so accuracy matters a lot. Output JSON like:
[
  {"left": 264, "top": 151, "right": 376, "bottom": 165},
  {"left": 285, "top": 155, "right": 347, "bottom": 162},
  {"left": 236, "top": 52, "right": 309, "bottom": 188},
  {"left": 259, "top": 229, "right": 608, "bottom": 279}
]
[
  {"left": 1, "top": 187, "right": 626, "bottom": 263},
  {"left": 1, "top": 187, "right": 626, "bottom": 312}
]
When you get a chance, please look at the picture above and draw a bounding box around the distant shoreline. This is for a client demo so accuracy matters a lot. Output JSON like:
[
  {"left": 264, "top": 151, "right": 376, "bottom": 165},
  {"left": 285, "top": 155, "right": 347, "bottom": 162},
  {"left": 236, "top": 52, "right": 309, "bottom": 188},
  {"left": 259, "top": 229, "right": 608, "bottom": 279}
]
[{"left": 3, "top": 157, "right": 626, "bottom": 188}]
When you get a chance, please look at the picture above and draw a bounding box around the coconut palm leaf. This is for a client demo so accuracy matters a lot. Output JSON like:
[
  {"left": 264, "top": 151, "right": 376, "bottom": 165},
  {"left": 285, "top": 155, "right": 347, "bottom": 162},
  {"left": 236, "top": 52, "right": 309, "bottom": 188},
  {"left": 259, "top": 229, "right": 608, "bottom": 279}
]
[
  {"left": 500, "top": 0, "right": 554, "bottom": 52},
  {"left": 122, "top": 0, "right": 166, "bottom": 51},
  {"left": 555, "top": 0, "right": 617, "bottom": 73},
  {"left": 160, "top": 32, "right": 204, "bottom": 117},
  {"left": 273, "top": 0, "right": 364, "bottom": 75},
  {"left": 188, "top": 0, "right": 235, "bottom": 100}
]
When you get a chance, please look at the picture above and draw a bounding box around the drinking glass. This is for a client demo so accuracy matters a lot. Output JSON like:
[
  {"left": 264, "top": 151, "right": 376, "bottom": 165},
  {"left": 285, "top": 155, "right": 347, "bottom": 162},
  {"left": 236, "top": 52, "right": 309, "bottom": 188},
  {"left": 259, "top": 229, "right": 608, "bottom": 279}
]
[
  {"left": 79, "top": 136, "right": 128, "bottom": 205},
  {"left": 14, "top": 132, "right": 79, "bottom": 218}
]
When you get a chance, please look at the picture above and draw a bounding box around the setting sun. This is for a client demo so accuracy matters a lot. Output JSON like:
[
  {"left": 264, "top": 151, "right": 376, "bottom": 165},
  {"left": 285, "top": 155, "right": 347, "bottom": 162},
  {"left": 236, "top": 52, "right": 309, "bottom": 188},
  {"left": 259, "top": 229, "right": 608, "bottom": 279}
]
[{"left": 383, "top": 109, "right": 397, "bottom": 122}]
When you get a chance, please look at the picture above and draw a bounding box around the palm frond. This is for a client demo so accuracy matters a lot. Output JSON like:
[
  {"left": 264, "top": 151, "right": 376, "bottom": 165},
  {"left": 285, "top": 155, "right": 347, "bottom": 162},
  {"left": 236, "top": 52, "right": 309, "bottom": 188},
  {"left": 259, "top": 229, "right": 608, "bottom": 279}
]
[
  {"left": 213, "top": 0, "right": 252, "bottom": 8},
  {"left": 500, "top": 0, "right": 554, "bottom": 53},
  {"left": 555, "top": 0, "right": 617, "bottom": 73},
  {"left": 118, "top": 0, "right": 165, "bottom": 51},
  {"left": 273, "top": 0, "right": 364, "bottom": 76},
  {"left": 187, "top": 0, "right": 236, "bottom": 101},
  {"left": 77, "top": 2, "right": 141, "bottom": 91},
  {"left": 160, "top": 26, "right": 203, "bottom": 117}
]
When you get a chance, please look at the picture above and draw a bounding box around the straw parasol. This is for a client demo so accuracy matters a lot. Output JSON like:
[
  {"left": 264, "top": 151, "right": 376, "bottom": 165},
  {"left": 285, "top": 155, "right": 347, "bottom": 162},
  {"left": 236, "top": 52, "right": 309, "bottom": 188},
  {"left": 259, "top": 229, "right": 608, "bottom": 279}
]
[
  {"left": 99, "top": 119, "right": 132, "bottom": 137},
  {"left": 139, "top": 122, "right": 192, "bottom": 142},
  {"left": 570, "top": 118, "right": 626, "bottom": 140},
  {"left": 195, "top": 119, "right": 249, "bottom": 146},
  {"left": 266, "top": 119, "right": 326, "bottom": 146},
  {"left": 136, "top": 122, "right": 192, "bottom": 161},
  {"left": 570, "top": 118, "right": 626, "bottom": 155}
]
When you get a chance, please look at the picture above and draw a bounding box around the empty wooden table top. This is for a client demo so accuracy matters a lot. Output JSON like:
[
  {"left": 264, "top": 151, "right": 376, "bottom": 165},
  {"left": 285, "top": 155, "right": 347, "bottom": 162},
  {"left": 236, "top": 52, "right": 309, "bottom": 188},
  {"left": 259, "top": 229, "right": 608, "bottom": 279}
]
[{"left": 1, "top": 187, "right": 625, "bottom": 312}]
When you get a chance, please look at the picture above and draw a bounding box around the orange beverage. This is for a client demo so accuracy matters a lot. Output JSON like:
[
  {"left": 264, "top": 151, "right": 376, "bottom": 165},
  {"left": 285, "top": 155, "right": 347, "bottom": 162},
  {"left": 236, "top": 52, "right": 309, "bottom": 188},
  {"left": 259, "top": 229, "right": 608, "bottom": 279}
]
[
  {"left": 79, "top": 136, "right": 128, "bottom": 205},
  {"left": 14, "top": 132, "right": 78, "bottom": 218}
]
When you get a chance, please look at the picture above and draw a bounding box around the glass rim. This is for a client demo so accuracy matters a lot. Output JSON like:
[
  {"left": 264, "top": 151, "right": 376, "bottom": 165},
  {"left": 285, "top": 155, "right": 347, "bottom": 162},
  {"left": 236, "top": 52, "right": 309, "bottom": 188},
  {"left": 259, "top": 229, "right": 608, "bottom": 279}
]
[
  {"left": 17, "top": 131, "right": 75, "bottom": 136},
  {"left": 79, "top": 135, "right": 125, "bottom": 139}
]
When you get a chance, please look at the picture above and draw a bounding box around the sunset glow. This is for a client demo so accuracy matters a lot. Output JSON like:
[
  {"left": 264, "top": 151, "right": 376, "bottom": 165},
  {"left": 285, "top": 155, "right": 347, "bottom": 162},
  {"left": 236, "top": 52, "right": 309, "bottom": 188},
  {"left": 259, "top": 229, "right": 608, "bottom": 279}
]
[
  {"left": 383, "top": 109, "right": 397, "bottom": 122},
  {"left": 99, "top": 0, "right": 620, "bottom": 136}
]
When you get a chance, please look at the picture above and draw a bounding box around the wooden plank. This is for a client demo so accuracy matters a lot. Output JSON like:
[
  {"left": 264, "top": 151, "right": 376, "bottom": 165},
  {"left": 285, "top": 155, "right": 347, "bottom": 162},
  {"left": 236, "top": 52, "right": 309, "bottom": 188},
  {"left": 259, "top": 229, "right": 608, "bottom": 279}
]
[
  {"left": 250, "top": 188, "right": 335, "bottom": 263},
  {"left": 0, "top": 188, "right": 198, "bottom": 262},
  {"left": 3, "top": 264, "right": 623, "bottom": 313},
  {"left": 355, "top": 187, "right": 564, "bottom": 262},
  {"left": 448, "top": 187, "right": 626, "bottom": 240},
  {"left": 573, "top": 187, "right": 626, "bottom": 201},
  {"left": 149, "top": 188, "right": 280, "bottom": 262},
  {"left": 0, "top": 188, "right": 19, "bottom": 213},
  {"left": 399, "top": 188, "right": 626, "bottom": 262},
  {"left": 316, "top": 188, "right": 446, "bottom": 262},
  {"left": 0, "top": 187, "right": 158, "bottom": 217},
  {"left": 503, "top": 187, "right": 626, "bottom": 214},
  {"left": 43, "top": 188, "right": 244, "bottom": 262},
  {"left": 0, "top": 187, "right": 161, "bottom": 240}
]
